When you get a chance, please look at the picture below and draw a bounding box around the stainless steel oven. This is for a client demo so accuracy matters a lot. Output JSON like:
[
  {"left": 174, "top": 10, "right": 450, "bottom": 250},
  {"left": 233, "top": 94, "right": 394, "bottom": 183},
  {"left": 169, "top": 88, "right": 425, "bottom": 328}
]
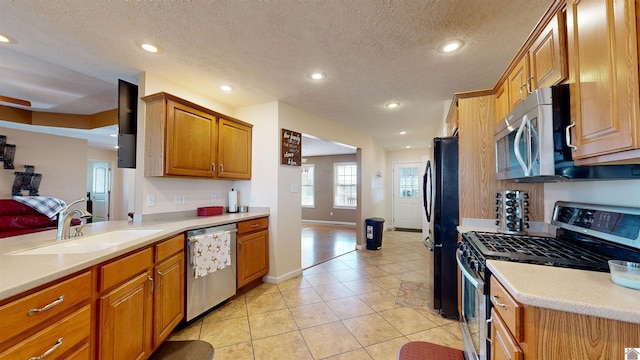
[{"left": 456, "top": 249, "right": 486, "bottom": 360}]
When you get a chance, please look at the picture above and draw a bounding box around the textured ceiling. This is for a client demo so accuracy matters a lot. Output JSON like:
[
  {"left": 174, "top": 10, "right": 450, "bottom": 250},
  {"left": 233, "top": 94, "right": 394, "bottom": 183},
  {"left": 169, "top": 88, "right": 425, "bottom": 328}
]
[{"left": 0, "top": 0, "right": 552, "bottom": 152}]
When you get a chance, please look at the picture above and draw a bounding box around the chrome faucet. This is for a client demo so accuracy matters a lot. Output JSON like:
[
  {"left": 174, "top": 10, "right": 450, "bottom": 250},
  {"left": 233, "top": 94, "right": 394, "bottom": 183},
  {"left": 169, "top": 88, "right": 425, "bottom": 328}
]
[{"left": 56, "top": 198, "right": 92, "bottom": 240}]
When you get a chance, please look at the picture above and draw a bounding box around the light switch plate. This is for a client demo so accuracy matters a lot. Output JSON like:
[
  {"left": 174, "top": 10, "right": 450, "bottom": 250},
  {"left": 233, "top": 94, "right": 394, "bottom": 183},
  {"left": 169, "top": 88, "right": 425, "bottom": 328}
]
[
  {"left": 146, "top": 195, "right": 155, "bottom": 207},
  {"left": 174, "top": 194, "right": 181, "bottom": 205}
]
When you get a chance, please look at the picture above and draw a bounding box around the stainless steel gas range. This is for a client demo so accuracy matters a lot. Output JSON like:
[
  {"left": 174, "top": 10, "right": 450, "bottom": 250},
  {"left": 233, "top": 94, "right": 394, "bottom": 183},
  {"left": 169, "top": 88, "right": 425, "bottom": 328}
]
[{"left": 457, "top": 201, "right": 640, "bottom": 360}]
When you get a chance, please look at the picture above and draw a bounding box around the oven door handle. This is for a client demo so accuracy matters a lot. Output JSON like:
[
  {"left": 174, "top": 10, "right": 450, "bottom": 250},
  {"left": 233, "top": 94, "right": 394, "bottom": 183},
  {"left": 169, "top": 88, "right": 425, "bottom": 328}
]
[{"left": 456, "top": 250, "right": 484, "bottom": 292}]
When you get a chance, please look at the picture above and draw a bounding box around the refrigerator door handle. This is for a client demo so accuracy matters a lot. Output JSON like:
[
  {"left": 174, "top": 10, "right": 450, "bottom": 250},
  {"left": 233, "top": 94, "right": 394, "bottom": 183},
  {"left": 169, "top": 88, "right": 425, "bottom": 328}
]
[
  {"left": 423, "top": 160, "right": 432, "bottom": 222},
  {"left": 423, "top": 231, "right": 441, "bottom": 251}
]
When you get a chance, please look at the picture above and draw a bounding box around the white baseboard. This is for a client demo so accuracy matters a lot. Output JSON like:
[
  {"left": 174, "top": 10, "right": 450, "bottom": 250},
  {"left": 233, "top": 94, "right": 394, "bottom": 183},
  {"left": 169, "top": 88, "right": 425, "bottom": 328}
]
[
  {"left": 302, "top": 220, "right": 356, "bottom": 226},
  {"left": 263, "top": 268, "right": 304, "bottom": 284}
]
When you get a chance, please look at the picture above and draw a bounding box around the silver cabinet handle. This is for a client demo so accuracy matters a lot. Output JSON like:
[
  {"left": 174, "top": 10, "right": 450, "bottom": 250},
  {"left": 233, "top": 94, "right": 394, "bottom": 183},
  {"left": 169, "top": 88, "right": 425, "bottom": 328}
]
[
  {"left": 251, "top": 223, "right": 260, "bottom": 228},
  {"left": 29, "top": 337, "right": 63, "bottom": 360},
  {"left": 148, "top": 276, "right": 154, "bottom": 296},
  {"left": 27, "top": 296, "right": 64, "bottom": 316},
  {"left": 211, "top": 163, "right": 216, "bottom": 173},
  {"left": 220, "top": 163, "right": 224, "bottom": 173},
  {"left": 157, "top": 270, "right": 164, "bottom": 288},
  {"left": 491, "top": 295, "right": 508, "bottom": 309},
  {"left": 486, "top": 317, "right": 493, "bottom": 344},
  {"left": 565, "top": 121, "right": 577, "bottom": 151}
]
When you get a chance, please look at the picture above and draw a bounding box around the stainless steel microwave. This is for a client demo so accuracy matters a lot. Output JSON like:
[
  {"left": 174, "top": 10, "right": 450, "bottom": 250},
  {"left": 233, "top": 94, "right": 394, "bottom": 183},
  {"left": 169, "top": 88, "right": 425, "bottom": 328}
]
[
  {"left": 495, "top": 85, "right": 640, "bottom": 181},
  {"left": 495, "top": 87, "right": 557, "bottom": 180}
]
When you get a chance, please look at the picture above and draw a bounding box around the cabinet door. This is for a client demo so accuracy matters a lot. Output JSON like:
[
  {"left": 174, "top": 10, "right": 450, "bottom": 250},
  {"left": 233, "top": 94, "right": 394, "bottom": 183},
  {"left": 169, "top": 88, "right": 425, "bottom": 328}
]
[
  {"left": 98, "top": 272, "right": 153, "bottom": 360},
  {"left": 166, "top": 100, "right": 217, "bottom": 177},
  {"left": 495, "top": 80, "right": 509, "bottom": 123},
  {"left": 218, "top": 118, "right": 252, "bottom": 179},
  {"left": 153, "top": 252, "right": 184, "bottom": 347},
  {"left": 529, "top": 11, "right": 567, "bottom": 89},
  {"left": 566, "top": 0, "right": 640, "bottom": 160},
  {"left": 491, "top": 309, "right": 523, "bottom": 360},
  {"left": 237, "top": 230, "right": 269, "bottom": 288},
  {"left": 508, "top": 56, "right": 530, "bottom": 110}
]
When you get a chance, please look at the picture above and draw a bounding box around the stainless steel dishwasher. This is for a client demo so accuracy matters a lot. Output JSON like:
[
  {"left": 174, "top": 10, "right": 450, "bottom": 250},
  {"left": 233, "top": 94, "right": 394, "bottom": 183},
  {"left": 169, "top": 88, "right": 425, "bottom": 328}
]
[{"left": 186, "top": 223, "right": 237, "bottom": 321}]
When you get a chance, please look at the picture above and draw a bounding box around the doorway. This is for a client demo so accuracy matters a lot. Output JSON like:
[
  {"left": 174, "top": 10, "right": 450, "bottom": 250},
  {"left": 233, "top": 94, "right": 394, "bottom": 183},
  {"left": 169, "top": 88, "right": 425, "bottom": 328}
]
[
  {"left": 392, "top": 162, "right": 422, "bottom": 230},
  {"left": 87, "top": 161, "right": 112, "bottom": 222}
]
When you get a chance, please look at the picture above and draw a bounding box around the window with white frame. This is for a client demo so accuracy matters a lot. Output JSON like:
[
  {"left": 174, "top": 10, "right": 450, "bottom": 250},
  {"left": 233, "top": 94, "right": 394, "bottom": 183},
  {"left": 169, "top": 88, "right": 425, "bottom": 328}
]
[
  {"left": 301, "top": 164, "right": 315, "bottom": 207},
  {"left": 334, "top": 162, "right": 357, "bottom": 208}
]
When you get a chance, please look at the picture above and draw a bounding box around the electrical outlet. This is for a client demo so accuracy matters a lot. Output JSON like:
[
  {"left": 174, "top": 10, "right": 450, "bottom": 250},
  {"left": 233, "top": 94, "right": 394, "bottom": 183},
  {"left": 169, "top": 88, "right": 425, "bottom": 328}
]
[
  {"left": 174, "top": 194, "right": 181, "bottom": 205},
  {"left": 211, "top": 193, "right": 217, "bottom": 203},
  {"left": 146, "top": 195, "right": 155, "bottom": 207},
  {"left": 182, "top": 194, "right": 189, "bottom": 204},
  {"left": 330, "top": 211, "right": 333, "bottom": 216}
]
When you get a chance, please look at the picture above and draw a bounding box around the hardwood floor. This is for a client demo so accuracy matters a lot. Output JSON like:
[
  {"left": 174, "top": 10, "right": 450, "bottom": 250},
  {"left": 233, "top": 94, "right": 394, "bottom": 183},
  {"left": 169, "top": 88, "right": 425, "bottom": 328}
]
[{"left": 301, "top": 222, "right": 356, "bottom": 269}]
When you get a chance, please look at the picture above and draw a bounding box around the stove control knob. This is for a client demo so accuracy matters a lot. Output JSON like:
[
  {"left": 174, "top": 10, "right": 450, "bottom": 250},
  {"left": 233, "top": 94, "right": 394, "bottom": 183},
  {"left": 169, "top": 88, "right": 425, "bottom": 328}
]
[
  {"left": 523, "top": 193, "right": 529, "bottom": 199},
  {"left": 524, "top": 223, "right": 530, "bottom": 228},
  {"left": 523, "top": 200, "right": 530, "bottom": 206},
  {"left": 507, "top": 222, "right": 515, "bottom": 229},
  {"left": 506, "top": 215, "right": 514, "bottom": 221},
  {"left": 506, "top": 200, "right": 514, "bottom": 206},
  {"left": 495, "top": 220, "right": 500, "bottom": 226},
  {"left": 506, "top": 192, "right": 515, "bottom": 199},
  {"left": 495, "top": 199, "right": 501, "bottom": 205},
  {"left": 524, "top": 215, "right": 530, "bottom": 221},
  {"left": 506, "top": 207, "right": 515, "bottom": 214},
  {"left": 496, "top": 192, "right": 501, "bottom": 198},
  {"left": 524, "top": 208, "right": 530, "bottom": 214}
]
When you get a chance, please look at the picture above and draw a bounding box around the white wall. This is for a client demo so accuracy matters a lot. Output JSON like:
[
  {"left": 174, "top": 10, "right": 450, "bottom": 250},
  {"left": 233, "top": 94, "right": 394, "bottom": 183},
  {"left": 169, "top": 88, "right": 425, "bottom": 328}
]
[
  {"left": 544, "top": 180, "right": 640, "bottom": 221},
  {"left": 0, "top": 127, "right": 86, "bottom": 204}
]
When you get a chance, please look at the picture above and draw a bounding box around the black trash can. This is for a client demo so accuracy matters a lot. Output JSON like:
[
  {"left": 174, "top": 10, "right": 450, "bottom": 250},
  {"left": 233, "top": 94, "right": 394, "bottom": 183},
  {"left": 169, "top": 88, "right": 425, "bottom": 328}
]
[{"left": 365, "top": 217, "right": 385, "bottom": 250}]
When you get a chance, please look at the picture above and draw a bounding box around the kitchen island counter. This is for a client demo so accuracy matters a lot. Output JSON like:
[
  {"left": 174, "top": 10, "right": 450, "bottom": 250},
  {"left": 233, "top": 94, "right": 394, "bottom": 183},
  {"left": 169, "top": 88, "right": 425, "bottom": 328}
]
[
  {"left": 487, "top": 259, "right": 640, "bottom": 324},
  {"left": 0, "top": 210, "right": 269, "bottom": 301}
]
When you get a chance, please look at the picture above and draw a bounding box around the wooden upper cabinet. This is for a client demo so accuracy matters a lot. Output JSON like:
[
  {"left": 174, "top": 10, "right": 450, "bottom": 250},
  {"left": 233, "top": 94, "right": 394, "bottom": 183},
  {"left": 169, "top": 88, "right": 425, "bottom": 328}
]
[
  {"left": 508, "top": 56, "right": 530, "bottom": 110},
  {"left": 566, "top": 0, "right": 640, "bottom": 163},
  {"left": 529, "top": 11, "right": 567, "bottom": 90},
  {"left": 166, "top": 100, "right": 217, "bottom": 177},
  {"left": 218, "top": 117, "right": 252, "bottom": 179},
  {"left": 143, "top": 92, "right": 253, "bottom": 179},
  {"left": 495, "top": 80, "right": 509, "bottom": 123}
]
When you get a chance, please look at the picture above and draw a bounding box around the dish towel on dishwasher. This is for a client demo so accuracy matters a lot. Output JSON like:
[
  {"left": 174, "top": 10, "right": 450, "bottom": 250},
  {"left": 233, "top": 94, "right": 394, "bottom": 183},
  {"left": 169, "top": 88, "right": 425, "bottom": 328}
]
[{"left": 191, "top": 232, "right": 231, "bottom": 278}]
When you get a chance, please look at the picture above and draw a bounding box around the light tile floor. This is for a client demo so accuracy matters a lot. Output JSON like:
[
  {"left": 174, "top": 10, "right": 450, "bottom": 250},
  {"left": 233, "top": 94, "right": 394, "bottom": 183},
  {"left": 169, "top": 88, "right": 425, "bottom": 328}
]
[{"left": 170, "top": 230, "right": 463, "bottom": 359}]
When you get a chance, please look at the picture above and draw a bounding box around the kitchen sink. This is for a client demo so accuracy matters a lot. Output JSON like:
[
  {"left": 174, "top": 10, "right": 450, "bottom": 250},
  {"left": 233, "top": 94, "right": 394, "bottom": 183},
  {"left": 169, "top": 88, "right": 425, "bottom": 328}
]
[{"left": 10, "top": 229, "right": 164, "bottom": 255}]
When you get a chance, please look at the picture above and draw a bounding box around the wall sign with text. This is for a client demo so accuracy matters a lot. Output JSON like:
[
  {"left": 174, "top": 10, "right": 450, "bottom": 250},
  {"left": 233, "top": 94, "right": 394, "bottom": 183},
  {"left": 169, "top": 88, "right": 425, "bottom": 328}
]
[{"left": 281, "top": 128, "right": 301, "bottom": 166}]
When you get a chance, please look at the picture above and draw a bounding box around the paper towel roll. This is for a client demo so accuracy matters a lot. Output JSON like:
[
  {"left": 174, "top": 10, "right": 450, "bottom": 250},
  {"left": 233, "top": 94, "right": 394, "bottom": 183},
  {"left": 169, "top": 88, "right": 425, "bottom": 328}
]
[{"left": 228, "top": 189, "right": 238, "bottom": 213}]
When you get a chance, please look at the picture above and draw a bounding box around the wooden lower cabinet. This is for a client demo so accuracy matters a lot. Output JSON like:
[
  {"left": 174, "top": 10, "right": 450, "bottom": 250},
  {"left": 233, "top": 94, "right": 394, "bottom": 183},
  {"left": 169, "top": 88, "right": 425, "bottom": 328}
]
[
  {"left": 491, "top": 308, "right": 523, "bottom": 360},
  {"left": 96, "top": 234, "right": 185, "bottom": 359},
  {"left": 491, "top": 276, "right": 640, "bottom": 359},
  {"left": 98, "top": 271, "right": 154, "bottom": 360},
  {"left": 153, "top": 252, "right": 185, "bottom": 347},
  {"left": 237, "top": 217, "right": 269, "bottom": 289}
]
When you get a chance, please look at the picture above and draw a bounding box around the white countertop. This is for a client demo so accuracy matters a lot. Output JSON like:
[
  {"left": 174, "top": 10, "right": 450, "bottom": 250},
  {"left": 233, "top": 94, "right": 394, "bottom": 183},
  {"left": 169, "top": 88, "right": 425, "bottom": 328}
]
[
  {"left": 0, "top": 211, "right": 269, "bottom": 301},
  {"left": 487, "top": 260, "right": 640, "bottom": 324}
]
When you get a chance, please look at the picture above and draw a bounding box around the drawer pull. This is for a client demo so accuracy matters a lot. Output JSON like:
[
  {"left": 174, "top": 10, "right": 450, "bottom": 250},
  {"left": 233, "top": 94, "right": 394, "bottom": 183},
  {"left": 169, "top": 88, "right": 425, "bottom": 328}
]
[
  {"left": 251, "top": 224, "right": 259, "bottom": 228},
  {"left": 27, "top": 296, "right": 64, "bottom": 316},
  {"left": 491, "top": 295, "right": 508, "bottom": 309},
  {"left": 486, "top": 317, "right": 493, "bottom": 344},
  {"left": 29, "top": 337, "right": 63, "bottom": 360}
]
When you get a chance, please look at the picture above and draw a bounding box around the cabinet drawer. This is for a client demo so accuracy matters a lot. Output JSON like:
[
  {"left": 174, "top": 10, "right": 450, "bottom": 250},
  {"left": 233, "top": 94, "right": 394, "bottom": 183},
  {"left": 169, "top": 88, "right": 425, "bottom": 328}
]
[
  {"left": 65, "top": 343, "right": 90, "bottom": 360},
  {"left": 0, "top": 271, "right": 91, "bottom": 339},
  {"left": 491, "top": 308, "right": 523, "bottom": 360},
  {"left": 99, "top": 248, "right": 153, "bottom": 292},
  {"left": 490, "top": 276, "right": 523, "bottom": 341},
  {"left": 155, "top": 234, "right": 184, "bottom": 263},
  {"left": 237, "top": 217, "right": 268, "bottom": 234},
  {"left": 0, "top": 305, "right": 90, "bottom": 360}
]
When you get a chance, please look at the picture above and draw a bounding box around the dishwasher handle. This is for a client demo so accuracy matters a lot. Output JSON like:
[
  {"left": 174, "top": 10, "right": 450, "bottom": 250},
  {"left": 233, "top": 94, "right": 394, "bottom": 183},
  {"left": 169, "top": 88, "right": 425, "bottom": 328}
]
[{"left": 187, "top": 229, "right": 237, "bottom": 242}]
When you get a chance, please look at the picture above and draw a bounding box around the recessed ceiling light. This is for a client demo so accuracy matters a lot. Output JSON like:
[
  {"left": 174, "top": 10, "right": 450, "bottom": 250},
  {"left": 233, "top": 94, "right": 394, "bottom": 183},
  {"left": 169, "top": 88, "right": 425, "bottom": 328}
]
[
  {"left": 399, "top": 131, "right": 407, "bottom": 135},
  {"left": 220, "top": 85, "right": 233, "bottom": 92},
  {"left": 442, "top": 40, "right": 464, "bottom": 53},
  {"left": 405, "top": 145, "right": 411, "bottom": 149},
  {"left": 0, "top": 34, "right": 9, "bottom": 43},
  {"left": 385, "top": 102, "right": 401, "bottom": 109},
  {"left": 140, "top": 43, "right": 162, "bottom": 53},
  {"left": 308, "top": 72, "right": 327, "bottom": 80}
]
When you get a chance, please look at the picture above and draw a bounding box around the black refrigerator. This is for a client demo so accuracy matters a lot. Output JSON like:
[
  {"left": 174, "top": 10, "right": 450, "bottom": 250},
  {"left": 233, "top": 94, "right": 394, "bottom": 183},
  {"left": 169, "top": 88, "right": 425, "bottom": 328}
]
[{"left": 423, "top": 136, "right": 459, "bottom": 319}]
